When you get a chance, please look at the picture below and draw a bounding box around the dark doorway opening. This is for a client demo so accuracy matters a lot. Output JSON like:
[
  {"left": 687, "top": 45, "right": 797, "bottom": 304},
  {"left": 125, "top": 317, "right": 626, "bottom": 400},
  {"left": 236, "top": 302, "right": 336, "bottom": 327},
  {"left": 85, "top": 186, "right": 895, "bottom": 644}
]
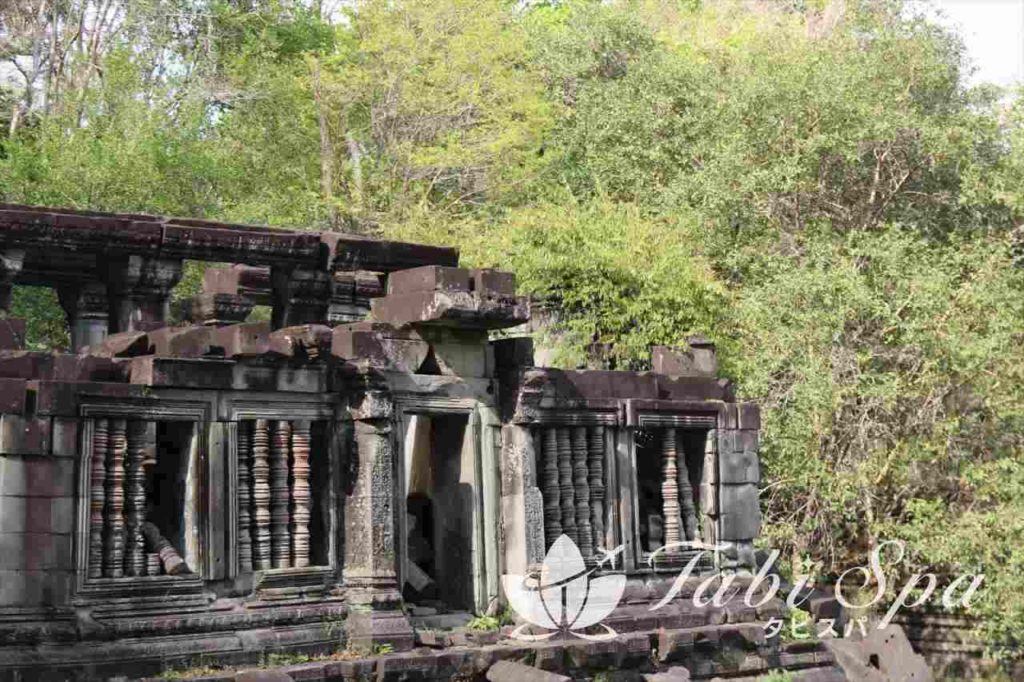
[{"left": 403, "top": 413, "right": 475, "bottom": 613}]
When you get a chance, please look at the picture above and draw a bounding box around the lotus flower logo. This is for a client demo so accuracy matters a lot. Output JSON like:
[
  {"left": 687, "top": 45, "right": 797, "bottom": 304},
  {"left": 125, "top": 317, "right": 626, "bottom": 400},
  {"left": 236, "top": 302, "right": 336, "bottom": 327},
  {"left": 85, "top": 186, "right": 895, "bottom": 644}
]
[{"left": 503, "top": 535, "right": 626, "bottom": 641}]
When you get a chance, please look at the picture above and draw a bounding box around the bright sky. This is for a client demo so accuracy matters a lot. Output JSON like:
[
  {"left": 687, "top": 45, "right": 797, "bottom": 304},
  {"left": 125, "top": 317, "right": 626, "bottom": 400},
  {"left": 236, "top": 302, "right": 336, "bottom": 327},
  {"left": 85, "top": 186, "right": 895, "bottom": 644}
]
[{"left": 924, "top": 0, "right": 1024, "bottom": 87}]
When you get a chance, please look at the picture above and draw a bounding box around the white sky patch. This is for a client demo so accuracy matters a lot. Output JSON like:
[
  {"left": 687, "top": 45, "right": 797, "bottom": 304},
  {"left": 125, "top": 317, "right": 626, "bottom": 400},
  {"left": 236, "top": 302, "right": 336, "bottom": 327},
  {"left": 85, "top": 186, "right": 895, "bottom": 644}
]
[{"left": 920, "top": 0, "right": 1024, "bottom": 87}]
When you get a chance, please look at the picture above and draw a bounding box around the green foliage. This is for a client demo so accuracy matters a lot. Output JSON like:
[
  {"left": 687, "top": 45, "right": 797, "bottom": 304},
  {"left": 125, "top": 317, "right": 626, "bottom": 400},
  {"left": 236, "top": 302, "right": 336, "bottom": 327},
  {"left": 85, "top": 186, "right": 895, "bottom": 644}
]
[
  {"left": 760, "top": 672, "right": 795, "bottom": 682},
  {"left": 9, "top": 287, "right": 69, "bottom": 351},
  {"left": 467, "top": 614, "right": 500, "bottom": 632}
]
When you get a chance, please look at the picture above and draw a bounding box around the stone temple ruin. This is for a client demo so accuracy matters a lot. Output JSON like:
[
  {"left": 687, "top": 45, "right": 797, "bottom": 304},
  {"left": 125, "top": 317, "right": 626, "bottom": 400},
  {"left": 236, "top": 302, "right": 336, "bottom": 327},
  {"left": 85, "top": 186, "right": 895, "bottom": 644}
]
[{"left": 0, "top": 204, "right": 847, "bottom": 681}]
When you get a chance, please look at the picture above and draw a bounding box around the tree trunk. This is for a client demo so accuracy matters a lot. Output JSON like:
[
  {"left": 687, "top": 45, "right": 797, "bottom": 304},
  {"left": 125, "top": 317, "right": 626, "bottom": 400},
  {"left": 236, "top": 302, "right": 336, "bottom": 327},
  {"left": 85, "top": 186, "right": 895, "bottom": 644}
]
[{"left": 311, "top": 57, "right": 337, "bottom": 228}]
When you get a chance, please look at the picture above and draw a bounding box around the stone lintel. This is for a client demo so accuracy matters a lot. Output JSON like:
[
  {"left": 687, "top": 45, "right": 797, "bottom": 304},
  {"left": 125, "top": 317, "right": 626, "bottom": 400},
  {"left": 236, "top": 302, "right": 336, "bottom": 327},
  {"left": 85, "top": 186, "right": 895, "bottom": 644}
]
[
  {"left": 129, "top": 356, "right": 235, "bottom": 388},
  {"left": 370, "top": 290, "right": 529, "bottom": 330},
  {"left": 0, "top": 353, "right": 126, "bottom": 382},
  {"left": 321, "top": 232, "right": 458, "bottom": 273},
  {"left": 387, "top": 265, "right": 472, "bottom": 295}
]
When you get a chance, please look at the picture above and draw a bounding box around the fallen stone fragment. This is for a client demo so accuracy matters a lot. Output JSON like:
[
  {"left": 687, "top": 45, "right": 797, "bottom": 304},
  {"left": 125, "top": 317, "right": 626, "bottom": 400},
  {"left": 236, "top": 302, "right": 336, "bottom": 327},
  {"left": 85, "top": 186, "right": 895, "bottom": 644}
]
[
  {"left": 643, "top": 667, "right": 692, "bottom": 682},
  {"left": 826, "top": 624, "right": 932, "bottom": 682},
  {"left": 486, "top": 660, "right": 570, "bottom": 682},
  {"left": 234, "top": 670, "right": 293, "bottom": 682}
]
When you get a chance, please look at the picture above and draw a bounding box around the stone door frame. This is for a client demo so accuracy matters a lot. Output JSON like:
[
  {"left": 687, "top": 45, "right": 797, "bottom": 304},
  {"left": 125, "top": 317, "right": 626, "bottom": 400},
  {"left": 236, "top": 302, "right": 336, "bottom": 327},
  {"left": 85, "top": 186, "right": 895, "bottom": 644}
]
[{"left": 393, "top": 393, "right": 500, "bottom": 615}]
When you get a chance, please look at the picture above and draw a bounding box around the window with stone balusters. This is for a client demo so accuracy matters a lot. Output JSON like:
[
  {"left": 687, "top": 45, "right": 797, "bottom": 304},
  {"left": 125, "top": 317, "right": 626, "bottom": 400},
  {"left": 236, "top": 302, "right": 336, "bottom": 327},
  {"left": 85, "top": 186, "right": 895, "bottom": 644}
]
[
  {"left": 85, "top": 418, "right": 200, "bottom": 581},
  {"left": 532, "top": 423, "right": 715, "bottom": 571},
  {"left": 632, "top": 427, "right": 711, "bottom": 563},
  {"left": 533, "top": 425, "right": 611, "bottom": 564},
  {"left": 234, "top": 419, "right": 331, "bottom": 572}
]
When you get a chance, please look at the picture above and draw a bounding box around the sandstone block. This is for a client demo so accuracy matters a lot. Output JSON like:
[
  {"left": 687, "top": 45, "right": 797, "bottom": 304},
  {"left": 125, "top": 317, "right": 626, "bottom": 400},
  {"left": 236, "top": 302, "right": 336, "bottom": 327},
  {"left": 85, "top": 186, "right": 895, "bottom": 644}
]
[
  {"left": 718, "top": 448, "right": 759, "bottom": 485},
  {"left": 0, "top": 378, "right": 26, "bottom": 414},
  {"left": 487, "top": 660, "right": 570, "bottom": 682},
  {"left": 268, "top": 324, "right": 332, "bottom": 358},
  {"left": 471, "top": 269, "right": 516, "bottom": 296},
  {"left": 0, "top": 318, "right": 26, "bottom": 350},
  {"left": 388, "top": 265, "right": 471, "bottom": 295},
  {"left": 130, "top": 356, "right": 235, "bottom": 388},
  {"left": 50, "top": 418, "right": 80, "bottom": 458},
  {"left": 0, "top": 531, "right": 73, "bottom": 570},
  {"left": 370, "top": 290, "right": 529, "bottom": 330},
  {"left": 651, "top": 340, "right": 717, "bottom": 378},
  {"left": 0, "top": 415, "right": 51, "bottom": 455},
  {"left": 0, "top": 456, "right": 75, "bottom": 497},
  {"left": 718, "top": 484, "right": 761, "bottom": 541},
  {"left": 213, "top": 322, "right": 271, "bottom": 357},
  {"left": 0, "top": 568, "right": 74, "bottom": 606},
  {"left": 0, "top": 496, "right": 75, "bottom": 534},
  {"left": 738, "top": 403, "right": 761, "bottom": 431}
]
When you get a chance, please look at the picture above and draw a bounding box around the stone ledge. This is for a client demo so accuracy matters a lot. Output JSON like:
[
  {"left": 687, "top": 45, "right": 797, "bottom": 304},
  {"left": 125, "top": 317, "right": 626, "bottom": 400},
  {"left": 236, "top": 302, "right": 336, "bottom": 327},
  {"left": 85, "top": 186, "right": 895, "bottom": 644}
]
[{"left": 370, "top": 290, "right": 528, "bottom": 330}]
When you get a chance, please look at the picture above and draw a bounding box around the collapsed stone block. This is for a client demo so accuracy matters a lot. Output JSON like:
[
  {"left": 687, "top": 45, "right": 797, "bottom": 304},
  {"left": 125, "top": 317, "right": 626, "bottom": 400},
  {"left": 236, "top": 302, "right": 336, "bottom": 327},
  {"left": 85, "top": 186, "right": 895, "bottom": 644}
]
[
  {"left": 486, "top": 660, "right": 570, "bottom": 682},
  {"left": 180, "top": 292, "right": 254, "bottom": 327},
  {"left": 83, "top": 329, "right": 151, "bottom": 357},
  {"left": 370, "top": 290, "right": 529, "bottom": 330},
  {"left": 826, "top": 624, "right": 933, "bottom": 682},
  {"left": 388, "top": 265, "right": 472, "bottom": 295},
  {"left": 651, "top": 337, "right": 717, "bottom": 378},
  {"left": 213, "top": 322, "right": 272, "bottom": 357},
  {"left": 268, "top": 324, "right": 332, "bottom": 358},
  {"left": 471, "top": 269, "right": 516, "bottom": 296},
  {"left": 332, "top": 322, "right": 430, "bottom": 371}
]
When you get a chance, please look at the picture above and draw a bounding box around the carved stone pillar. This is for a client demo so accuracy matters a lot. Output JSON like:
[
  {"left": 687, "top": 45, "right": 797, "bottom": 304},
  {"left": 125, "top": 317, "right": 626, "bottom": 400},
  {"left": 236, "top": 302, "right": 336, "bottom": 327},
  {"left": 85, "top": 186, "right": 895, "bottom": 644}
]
[
  {"left": 344, "top": 389, "right": 413, "bottom": 653},
  {"left": 270, "top": 266, "right": 332, "bottom": 330},
  {"left": 291, "top": 420, "right": 312, "bottom": 568},
  {"left": 676, "top": 429, "right": 700, "bottom": 542},
  {"left": 500, "top": 425, "right": 545, "bottom": 575},
  {"left": 0, "top": 249, "right": 25, "bottom": 314},
  {"left": 572, "top": 426, "right": 592, "bottom": 557},
  {"left": 587, "top": 427, "right": 605, "bottom": 553},
  {"left": 541, "top": 428, "right": 561, "bottom": 548},
  {"left": 104, "top": 255, "right": 183, "bottom": 333},
  {"left": 237, "top": 422, "right": 253, "bottom": 573},
  {"left": 104, "top": 419, "right": 127, "bottom": 578},
  {"left": 557, "top": 427, "right": 576, "bottom": 544},
  {"left": 125, "top": 420, "right": 154, "bottom": 576},
  {"left": 270, "top": 420, "right": 292, "bottom": 569},
  {"left": 58, "top": 282, "right": 109, "bottom": 351},
  {"left": 251, "top": 419, "right": 272, "bottom": 570},
  {"left": 661, "top": 428, "right": 682, "bottom": 550},
  {"left": 88, "top": 419, "right": 109, "bottom": 579}
]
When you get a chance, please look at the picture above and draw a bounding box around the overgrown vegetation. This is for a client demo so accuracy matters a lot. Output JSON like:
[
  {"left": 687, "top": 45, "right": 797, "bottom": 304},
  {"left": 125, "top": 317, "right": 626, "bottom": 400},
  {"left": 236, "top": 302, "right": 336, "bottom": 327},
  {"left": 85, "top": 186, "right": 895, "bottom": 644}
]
[{"left": 3, "top": 0, "right": 1023, "bottom": 663}]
